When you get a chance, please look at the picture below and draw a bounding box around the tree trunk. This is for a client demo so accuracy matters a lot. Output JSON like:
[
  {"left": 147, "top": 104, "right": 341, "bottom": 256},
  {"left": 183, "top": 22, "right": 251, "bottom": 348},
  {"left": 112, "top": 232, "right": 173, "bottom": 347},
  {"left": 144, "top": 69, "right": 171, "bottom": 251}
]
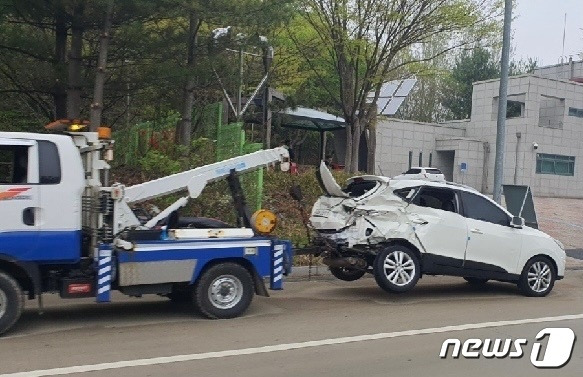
[
  {"left": 53, "top": 6, "right": 67, "bottom": 119},
  {"left": 344, "top": 124, "right": 353, "bottom": 173},
  {"left": 350, "top": 118, "right": 361, "bottom": 173},
  {"left": 67, "top": 2, "right": 84, "bottom": 119},
  {"left": 176, "top": 10, "right": 200, "bottom": 146},
  {"left": 90, "top": 0, "right": 114, "bottom": 131}
]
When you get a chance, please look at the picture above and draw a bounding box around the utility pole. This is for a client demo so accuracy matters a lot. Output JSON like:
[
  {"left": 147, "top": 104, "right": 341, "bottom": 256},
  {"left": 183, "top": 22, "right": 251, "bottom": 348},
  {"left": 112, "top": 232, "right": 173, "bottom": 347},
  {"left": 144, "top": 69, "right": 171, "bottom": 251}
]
[{"left": 493, "top": 0, "right": 512, "bottom": 204}]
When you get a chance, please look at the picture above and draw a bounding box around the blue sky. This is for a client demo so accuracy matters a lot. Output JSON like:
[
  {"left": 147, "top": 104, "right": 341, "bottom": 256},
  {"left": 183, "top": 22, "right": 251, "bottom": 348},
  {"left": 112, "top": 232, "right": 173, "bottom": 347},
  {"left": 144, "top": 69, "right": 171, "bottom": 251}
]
[{"left": 513, "top": 0, "right": 583, "bottom": 66}]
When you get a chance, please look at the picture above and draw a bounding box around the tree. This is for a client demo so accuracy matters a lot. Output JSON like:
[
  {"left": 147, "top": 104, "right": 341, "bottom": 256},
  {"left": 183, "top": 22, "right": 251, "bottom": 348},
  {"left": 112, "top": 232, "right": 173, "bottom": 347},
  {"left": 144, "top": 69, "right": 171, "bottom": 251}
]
[
  {"left": 90, "top": 0, "right": 114, "bottom": 130},
  {"left": 442, "top": 46, "right": 500, "bottom": 120},
  {"left": 291, "top": 0, "right": 502, "bottom": 172}
]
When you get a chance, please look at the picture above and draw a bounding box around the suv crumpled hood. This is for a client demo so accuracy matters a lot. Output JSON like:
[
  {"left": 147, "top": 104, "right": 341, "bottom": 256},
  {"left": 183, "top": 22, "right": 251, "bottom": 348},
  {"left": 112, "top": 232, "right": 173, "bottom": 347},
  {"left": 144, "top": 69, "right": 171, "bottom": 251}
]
[{"left": 309, "top": 163, "right": 418, "bottom": 248}]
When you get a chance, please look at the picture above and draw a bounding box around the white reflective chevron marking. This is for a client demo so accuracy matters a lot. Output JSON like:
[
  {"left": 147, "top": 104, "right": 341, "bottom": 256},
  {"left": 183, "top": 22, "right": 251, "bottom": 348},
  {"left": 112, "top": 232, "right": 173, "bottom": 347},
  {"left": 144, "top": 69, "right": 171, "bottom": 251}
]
[
  {"left": 98, "top": 276, "right": 111, "bottom": 285},
  {"left": 97, "top": 286, "right": 109, "bottom": 295}
]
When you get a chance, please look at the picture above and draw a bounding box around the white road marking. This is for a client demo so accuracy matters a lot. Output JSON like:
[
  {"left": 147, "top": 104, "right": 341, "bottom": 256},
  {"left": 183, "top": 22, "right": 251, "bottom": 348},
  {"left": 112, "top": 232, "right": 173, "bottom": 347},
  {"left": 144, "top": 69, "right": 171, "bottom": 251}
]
[{"left": 3, "top": 313, "right": 582, "bottom": 377}]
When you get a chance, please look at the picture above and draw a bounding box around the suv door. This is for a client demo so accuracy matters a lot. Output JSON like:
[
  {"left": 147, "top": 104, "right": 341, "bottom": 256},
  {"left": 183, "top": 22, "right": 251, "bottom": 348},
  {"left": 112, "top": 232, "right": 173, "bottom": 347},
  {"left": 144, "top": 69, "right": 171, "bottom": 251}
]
[
  {"left": 459, "top": 191, "right": 521, "bottom": 275},
  {"left": 0, "top": 138, "right": 40, "bottom": 260},
  {"left": 407, "top": 186, "right": 468, "bottom": 268}
]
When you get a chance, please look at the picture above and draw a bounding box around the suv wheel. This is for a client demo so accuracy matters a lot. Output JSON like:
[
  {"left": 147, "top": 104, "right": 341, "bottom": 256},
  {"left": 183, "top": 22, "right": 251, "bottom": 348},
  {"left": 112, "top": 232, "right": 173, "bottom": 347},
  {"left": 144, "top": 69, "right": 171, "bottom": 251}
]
[
  {"left": 373, "top": 245, "right": 420, "bottom": 293},
  {"left": 518, "top": 256, "right": 556, "bottom": 297}
]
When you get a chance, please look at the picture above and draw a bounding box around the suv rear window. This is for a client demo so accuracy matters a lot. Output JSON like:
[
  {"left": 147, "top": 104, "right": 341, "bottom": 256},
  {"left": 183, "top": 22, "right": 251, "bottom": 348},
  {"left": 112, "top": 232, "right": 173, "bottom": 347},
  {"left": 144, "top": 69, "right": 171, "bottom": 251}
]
[
  {"left": 425, "top": 168, "right": 442, "bottom": 174},
  {"left": 405, "top": 168, "right": 421, "bottom": 174}
]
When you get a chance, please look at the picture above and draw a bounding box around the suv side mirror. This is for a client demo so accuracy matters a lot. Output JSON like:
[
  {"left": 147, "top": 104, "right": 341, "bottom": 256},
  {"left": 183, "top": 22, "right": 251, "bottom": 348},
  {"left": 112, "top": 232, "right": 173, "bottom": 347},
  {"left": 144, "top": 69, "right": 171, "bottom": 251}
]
[{"left": 511, "top": 216, "right": 525, "bottom": 228}]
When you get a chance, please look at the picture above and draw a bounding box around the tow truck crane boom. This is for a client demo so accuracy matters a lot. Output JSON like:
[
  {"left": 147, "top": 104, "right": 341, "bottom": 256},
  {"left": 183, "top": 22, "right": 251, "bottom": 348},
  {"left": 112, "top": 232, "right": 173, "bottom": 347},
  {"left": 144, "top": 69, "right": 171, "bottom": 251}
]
[{"left": 114, "top": 147, "right": 290, "bottom": 231}]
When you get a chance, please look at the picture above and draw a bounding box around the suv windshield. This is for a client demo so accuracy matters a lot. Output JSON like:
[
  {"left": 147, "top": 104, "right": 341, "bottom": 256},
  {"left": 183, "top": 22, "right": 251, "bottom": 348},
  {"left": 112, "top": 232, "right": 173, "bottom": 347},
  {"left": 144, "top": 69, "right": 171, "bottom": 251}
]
[{"left": 405, "top": 168, "right": 421, "bottom": 174}]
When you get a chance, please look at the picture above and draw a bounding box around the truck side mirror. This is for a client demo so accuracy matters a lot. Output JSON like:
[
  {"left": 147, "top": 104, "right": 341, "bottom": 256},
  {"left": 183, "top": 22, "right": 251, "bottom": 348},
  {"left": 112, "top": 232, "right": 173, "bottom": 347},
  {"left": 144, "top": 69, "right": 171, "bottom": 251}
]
[
  {"left": 289, "top": 185, "right": 303, "bottom": 202},
  {"left": 511, "top": 216, "right": 525, "bottom": 228}
]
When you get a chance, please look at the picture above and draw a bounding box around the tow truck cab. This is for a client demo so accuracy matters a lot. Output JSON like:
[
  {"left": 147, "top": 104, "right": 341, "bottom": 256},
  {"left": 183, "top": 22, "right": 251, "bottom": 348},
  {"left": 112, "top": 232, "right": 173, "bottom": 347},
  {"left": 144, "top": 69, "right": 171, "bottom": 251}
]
[{"left": 0, "top": 133, "right": 85, "bottom": 264}]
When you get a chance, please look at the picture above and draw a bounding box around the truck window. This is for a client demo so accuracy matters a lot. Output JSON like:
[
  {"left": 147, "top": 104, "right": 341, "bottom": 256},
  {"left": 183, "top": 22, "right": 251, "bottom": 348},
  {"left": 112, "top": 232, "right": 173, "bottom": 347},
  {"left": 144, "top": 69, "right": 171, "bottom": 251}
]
[
  {"left": 0, "top": 146, "right": 29, "bottom": 184},
  {"left": 38, "top": 140, "right": 61, "bottom": 184}
]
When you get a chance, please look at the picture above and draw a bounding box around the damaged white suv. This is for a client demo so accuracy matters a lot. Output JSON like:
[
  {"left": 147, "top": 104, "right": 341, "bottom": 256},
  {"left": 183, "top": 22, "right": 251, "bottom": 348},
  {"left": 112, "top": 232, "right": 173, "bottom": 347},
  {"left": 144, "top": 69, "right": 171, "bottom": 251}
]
[{"left": 309, "top": 163, "right": 566, "bottom": 297}]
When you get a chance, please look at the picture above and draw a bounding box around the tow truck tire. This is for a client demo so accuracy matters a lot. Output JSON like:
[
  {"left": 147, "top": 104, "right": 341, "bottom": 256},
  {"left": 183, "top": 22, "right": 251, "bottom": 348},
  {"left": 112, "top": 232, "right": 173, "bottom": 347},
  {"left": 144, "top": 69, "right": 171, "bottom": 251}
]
[
  {"left": 0, "top": 272, "right": 24, "bottom": 335},
  {"left": 194, "top": 263, "right": 254, "bottom": 319},
  {"left": 373, "top": 245, "right": 420, "bottom": 293},
  {"left": 329, "top": 267, "right": 366, "bottom": 282}
]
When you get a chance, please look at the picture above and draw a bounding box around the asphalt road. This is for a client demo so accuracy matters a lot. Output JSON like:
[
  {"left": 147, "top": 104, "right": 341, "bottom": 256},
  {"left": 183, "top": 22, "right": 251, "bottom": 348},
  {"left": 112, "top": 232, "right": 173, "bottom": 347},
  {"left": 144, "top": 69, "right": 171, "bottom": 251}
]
[{"left": 1, "top": 271, "right": 582, "bottom": 377}]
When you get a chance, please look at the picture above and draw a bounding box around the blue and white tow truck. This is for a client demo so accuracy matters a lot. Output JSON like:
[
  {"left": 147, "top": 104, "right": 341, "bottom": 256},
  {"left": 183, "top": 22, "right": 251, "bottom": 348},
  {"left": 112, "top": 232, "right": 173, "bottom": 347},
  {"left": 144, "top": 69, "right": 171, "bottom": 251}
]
[{"left": 0, "top": 123, "right": 292, "bottom": 335}]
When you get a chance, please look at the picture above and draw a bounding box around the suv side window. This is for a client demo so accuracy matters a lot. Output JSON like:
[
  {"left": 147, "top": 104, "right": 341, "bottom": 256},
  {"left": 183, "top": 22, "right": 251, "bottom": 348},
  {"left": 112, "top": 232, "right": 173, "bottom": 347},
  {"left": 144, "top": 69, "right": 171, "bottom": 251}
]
[
  {"left": 38, "top": 140, "right": 61, "bottom": 184},
  {"left": 412, "top": 186, "right": 458, "bottom": 213},
  {"left": 459, "top": 191, "right": 510, "bottom": 226},
  {"left": 393, "top": 186, "right": 420, "bottom": 202}
]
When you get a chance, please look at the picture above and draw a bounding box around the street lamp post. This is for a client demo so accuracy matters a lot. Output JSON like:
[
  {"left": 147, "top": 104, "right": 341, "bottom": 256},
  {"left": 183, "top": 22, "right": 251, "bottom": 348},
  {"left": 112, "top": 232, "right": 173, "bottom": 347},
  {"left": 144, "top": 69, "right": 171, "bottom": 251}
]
[{"left": 493, "top": 0, "right": 513, "bottom": 204}]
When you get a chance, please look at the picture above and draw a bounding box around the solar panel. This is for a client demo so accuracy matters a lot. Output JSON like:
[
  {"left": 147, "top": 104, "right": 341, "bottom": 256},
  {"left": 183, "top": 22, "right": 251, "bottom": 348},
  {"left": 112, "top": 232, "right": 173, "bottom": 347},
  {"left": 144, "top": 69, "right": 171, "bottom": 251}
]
[
  {"left": 395, "top": 79, "right": 417, "bottom": 97},
  {"left": 367, "top": 78, "right": 417, "bottom": 115}
]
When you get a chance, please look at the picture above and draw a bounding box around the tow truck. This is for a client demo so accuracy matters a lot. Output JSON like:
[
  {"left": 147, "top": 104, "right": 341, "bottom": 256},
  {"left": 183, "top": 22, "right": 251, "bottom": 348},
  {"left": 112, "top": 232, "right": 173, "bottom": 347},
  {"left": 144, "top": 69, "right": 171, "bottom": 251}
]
[{"left": 0, "top": 122, "right": 292, "bottom": 335}]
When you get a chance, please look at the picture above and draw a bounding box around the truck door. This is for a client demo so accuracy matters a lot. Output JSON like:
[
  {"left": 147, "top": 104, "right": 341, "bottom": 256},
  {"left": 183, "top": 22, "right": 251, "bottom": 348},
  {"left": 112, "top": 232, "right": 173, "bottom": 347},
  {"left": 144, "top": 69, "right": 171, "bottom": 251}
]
[
  {"left": 36, "top": 139, "right": 83, "bottom": 263},
  {"left": 0, "top": 138, "right": 40, "bottom": 260}
]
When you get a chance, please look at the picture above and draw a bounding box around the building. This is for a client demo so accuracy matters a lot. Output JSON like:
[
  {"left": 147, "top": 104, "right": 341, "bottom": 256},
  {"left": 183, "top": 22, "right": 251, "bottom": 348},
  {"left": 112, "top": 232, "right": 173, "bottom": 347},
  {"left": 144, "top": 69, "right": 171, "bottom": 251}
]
[{"left": 374, "top": 59, "right": 583, "bottom": 198}]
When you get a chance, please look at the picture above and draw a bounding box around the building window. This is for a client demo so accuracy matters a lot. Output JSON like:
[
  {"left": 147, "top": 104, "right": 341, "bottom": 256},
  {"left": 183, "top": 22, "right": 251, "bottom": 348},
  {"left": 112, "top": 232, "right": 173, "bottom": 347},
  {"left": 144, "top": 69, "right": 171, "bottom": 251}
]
[
  {"left": 492, "top": 93, "right": 526, "bottom": 120},
  {"left": 536, "top": 154, "right": 575, "bottom": 176},
  {"left": 568, "top": 107, "right": 583, "bottom": 118}
]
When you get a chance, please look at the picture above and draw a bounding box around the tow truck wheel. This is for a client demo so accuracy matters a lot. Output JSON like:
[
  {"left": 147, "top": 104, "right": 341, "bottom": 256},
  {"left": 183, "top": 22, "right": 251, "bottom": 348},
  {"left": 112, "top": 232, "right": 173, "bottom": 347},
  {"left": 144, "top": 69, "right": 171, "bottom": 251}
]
[
  {"left": 194, "top": 263, "right": 254, "bottom": 319},
  {"left": 329, "top": 267, "right": 366, "bottom": 282},
  {"left": 373, "top": 245, "right": 420, "bottom": 293},
  {"left": 0, "top": 272, "right": 24, "bottom": 335}
]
